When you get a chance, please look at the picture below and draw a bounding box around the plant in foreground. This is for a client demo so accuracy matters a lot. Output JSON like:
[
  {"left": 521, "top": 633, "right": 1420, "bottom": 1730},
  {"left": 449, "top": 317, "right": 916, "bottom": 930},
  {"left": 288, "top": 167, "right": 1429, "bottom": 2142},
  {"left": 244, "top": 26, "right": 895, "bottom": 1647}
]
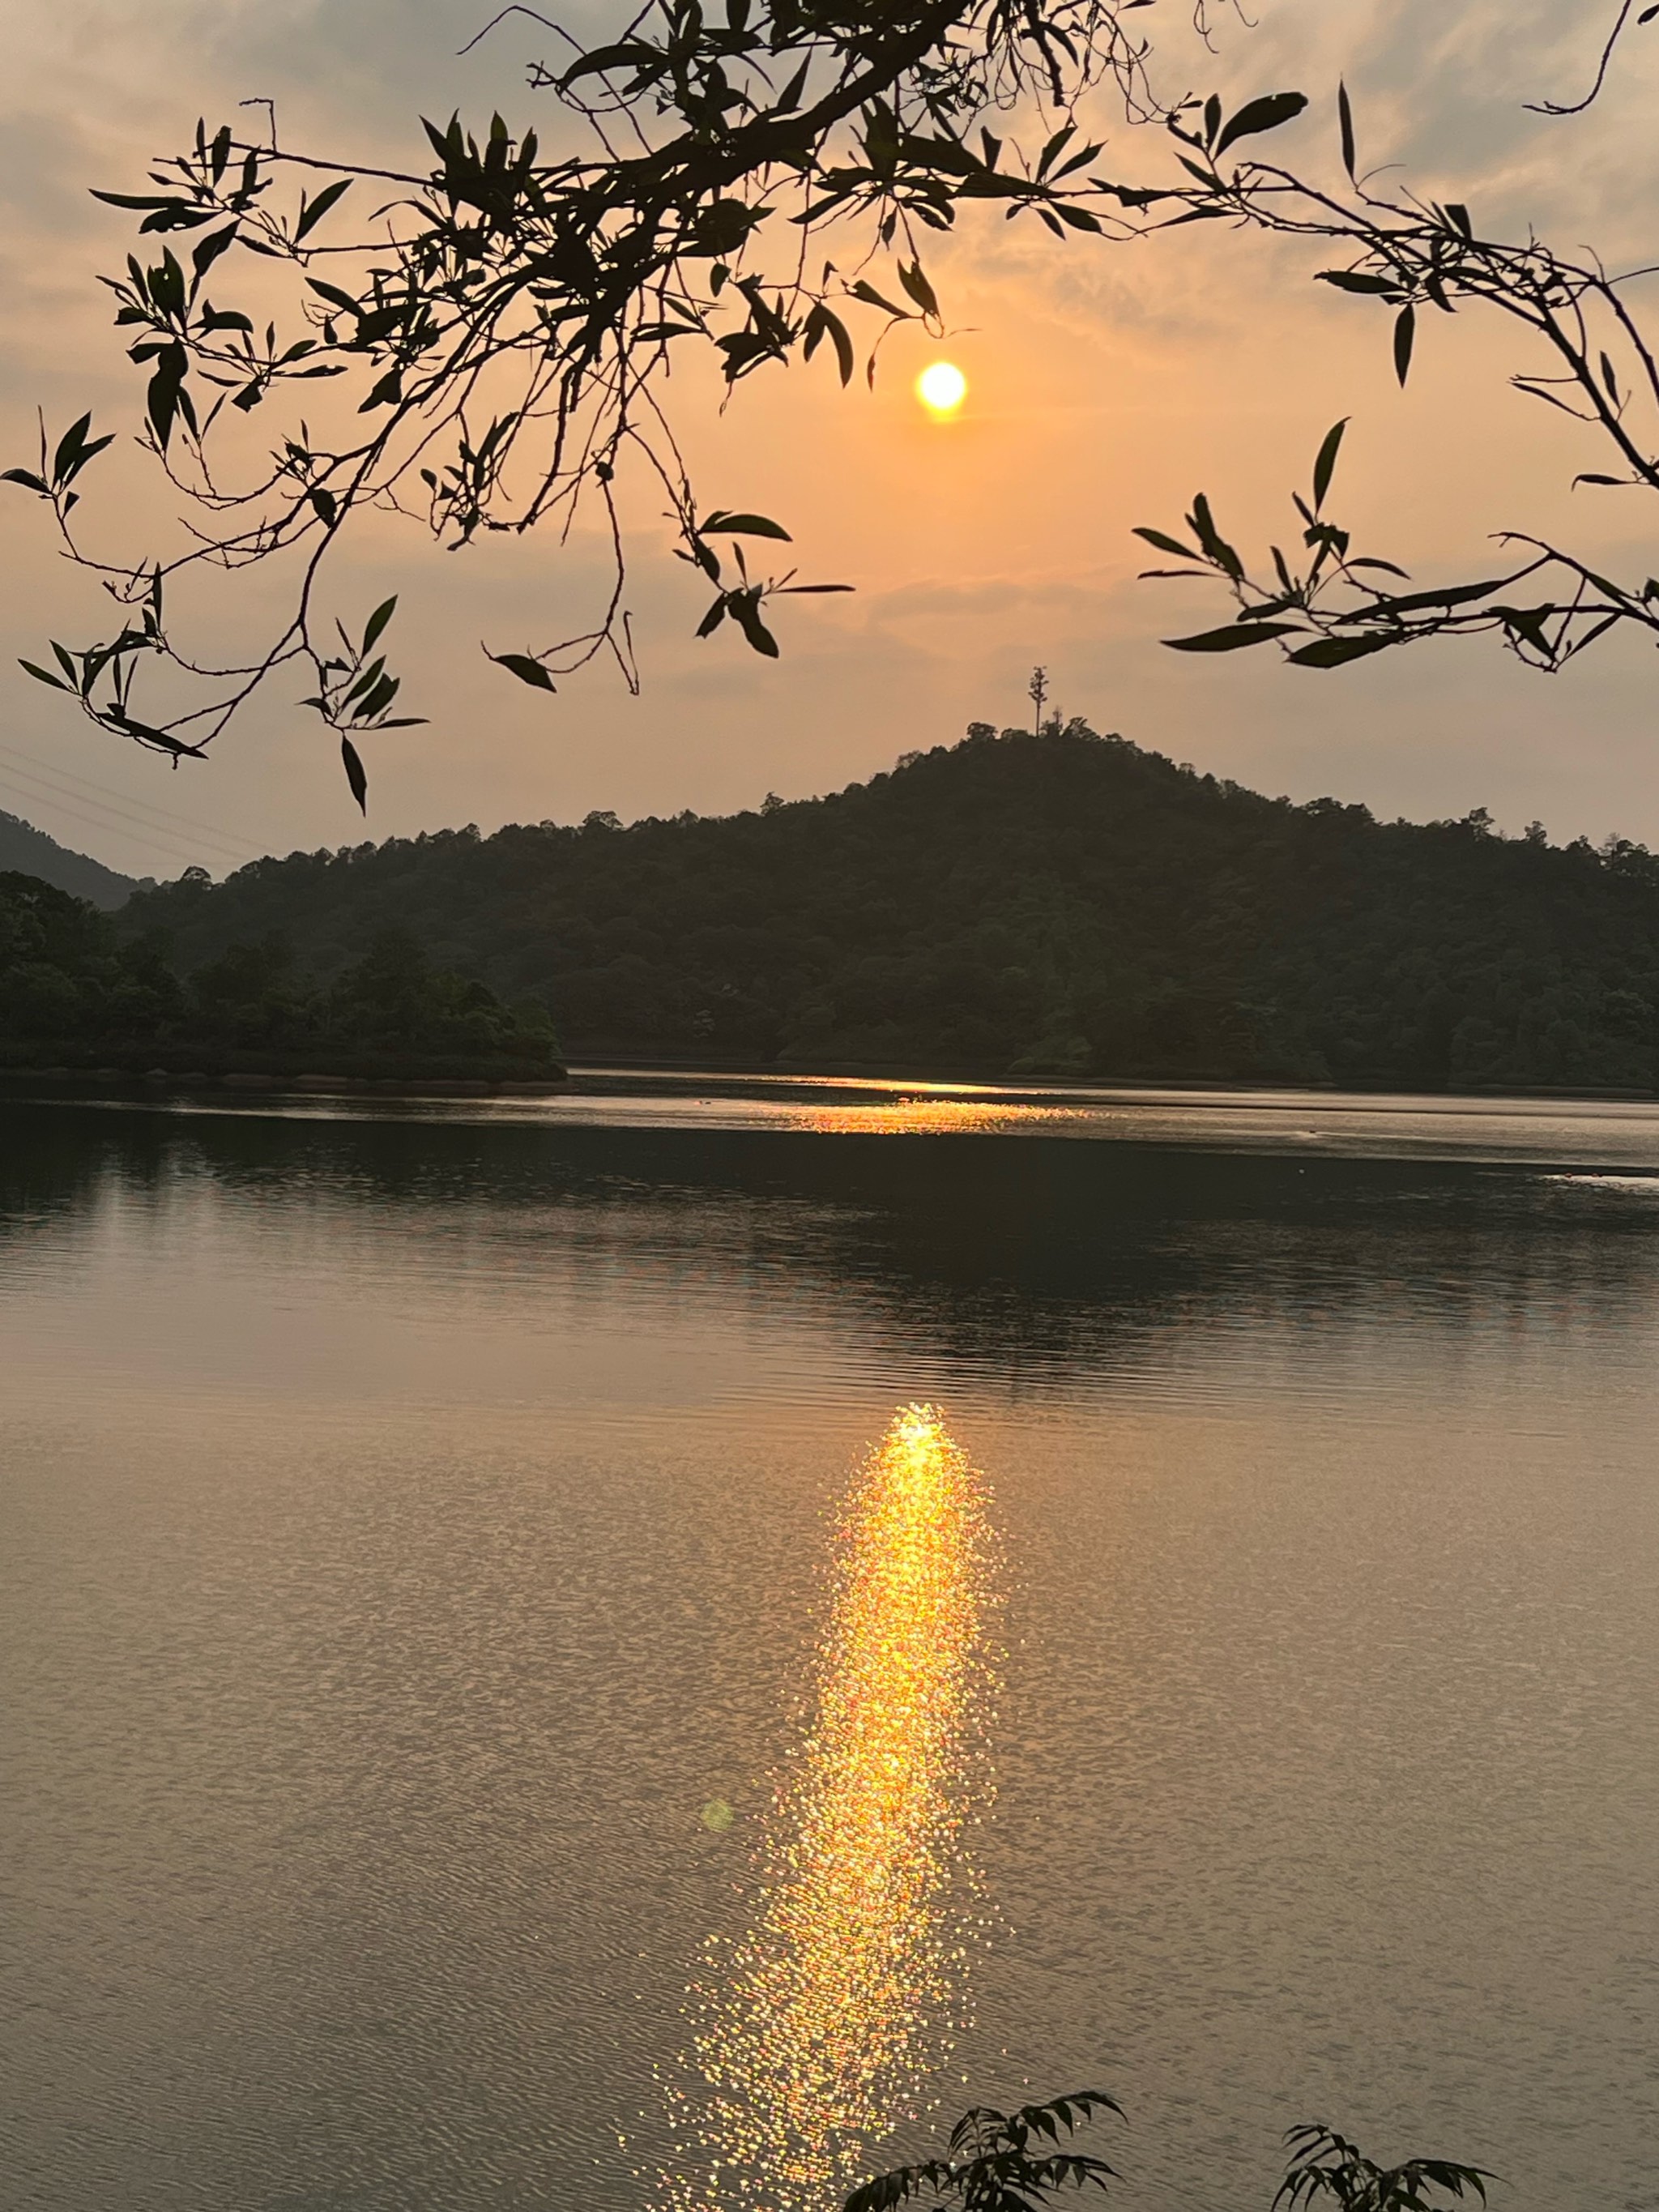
[{"left": 844, "top": 2093, "right": 1493, "bottom": 2212}]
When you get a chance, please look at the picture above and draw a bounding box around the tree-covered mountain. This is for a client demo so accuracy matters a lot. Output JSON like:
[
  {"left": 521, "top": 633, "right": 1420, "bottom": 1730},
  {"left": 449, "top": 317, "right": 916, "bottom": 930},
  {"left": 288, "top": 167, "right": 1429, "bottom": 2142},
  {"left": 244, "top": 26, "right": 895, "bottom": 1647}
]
[
  {"left": 123, "top": 722, "right": 1659, "bottom": 1092},
  {"left": 0, "top": 809, "right": 142, "bottom": 908}
]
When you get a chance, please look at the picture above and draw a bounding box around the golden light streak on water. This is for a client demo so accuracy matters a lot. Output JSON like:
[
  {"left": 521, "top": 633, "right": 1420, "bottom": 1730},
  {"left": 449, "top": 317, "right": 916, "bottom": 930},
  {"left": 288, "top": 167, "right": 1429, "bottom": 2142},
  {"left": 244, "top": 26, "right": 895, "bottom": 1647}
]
[
  {"left": 788, "top": 1099, "right": 1086, "bottom": 1137},
  {"left": 659, "top": 1406, "right": 1000, "bottom": 2212}
]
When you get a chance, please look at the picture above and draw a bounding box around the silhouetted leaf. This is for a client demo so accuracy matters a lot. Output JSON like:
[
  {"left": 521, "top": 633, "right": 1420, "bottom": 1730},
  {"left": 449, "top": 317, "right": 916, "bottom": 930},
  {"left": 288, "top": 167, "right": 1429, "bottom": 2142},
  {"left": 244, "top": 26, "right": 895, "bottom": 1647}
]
[
  {"left": 295, "top": 177, "right": 352, "bottom": 241},
  {"left": 1286, "top": 634, "right": 1398, "bottom": 665},
  {"left": 804, "top": 303, "right": 855, "bottom": 386},
  {"left": 1316, "top": 270, "right": 1397, "bottom": 294},
  {"left": 1311, "top": 418, "right": 1348, "bottom": 510},
  {"left": 1337, "top": 82, "right": 1356, "bottom": 179},
  {"left": 341, "top": 733, "right": 368, "bottom": 812},
  {"left": 488, "top": 651, "right": 557, "bottom": 690},
  {"left": 898, "top": 259, "right": 940, "bottom": 316},
  {"left": 1213, "top": 91, "right": 1308, "bottom": 158},
  {"left": 362, "top": 596, "right": 398, "bottom": 652},
  {"left": 702, "top": 510, "right": 792, "bottom": 539},
  {"left": 1165, "top": 623, "right": 1299, "bottom": 651},
  {"left": 1393, "top": 301, "right": 1416, "bottom": 385},
  {"left": 1134, "top": 526, "right": 1201, "bottom": 559}
]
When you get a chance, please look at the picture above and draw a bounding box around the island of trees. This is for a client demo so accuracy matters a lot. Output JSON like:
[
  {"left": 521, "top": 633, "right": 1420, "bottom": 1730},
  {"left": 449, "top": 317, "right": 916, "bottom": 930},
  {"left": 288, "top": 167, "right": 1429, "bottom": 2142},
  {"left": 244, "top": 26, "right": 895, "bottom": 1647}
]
[{"left": 7, "top": 720, "right": 1658, "bottom": 1095}]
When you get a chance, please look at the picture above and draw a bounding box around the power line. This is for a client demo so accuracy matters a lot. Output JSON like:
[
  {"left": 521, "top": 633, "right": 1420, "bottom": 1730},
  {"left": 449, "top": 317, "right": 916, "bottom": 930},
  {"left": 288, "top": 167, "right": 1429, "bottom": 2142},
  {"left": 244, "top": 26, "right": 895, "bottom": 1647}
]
[
  {"left": 0, "top": 771, "right": 231, "bottom": 878},
  {"left": 0, "top": 760, "right": 253, "bottom": 866},
  {"left": 0, "top": 737, "right": 262, "bottom": 861},
  {"left": 0, "top": 761, "right": 237, "bottom": 865},
  {"left": 0, "top": 763, "right": 257, "bottom": 873}
]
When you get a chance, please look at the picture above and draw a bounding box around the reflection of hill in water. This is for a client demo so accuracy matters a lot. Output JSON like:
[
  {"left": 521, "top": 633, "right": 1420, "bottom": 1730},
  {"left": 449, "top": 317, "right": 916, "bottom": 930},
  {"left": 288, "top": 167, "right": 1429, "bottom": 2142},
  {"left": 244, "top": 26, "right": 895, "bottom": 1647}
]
[{"left": 6, "top": 1104, "right": 1657, "bottom": 1390}]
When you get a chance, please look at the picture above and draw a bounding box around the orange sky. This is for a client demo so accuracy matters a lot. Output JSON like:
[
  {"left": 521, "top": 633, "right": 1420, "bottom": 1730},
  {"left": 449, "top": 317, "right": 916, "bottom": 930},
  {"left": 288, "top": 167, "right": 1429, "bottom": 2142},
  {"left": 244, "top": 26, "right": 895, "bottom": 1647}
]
[{"left": 4, "top": 0, "right": 1658, "bottom": 878}]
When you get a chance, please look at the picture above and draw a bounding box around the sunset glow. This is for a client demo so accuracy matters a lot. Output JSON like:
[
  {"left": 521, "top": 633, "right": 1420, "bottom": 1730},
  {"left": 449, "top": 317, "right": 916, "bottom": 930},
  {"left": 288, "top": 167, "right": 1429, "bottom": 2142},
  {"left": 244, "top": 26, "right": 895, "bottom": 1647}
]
[
  {"left": 915, "top": 361, "right": 968, "bottom": 416},
  {"left": 660, "top": 1406, "right": 999, "bottom": 2212}
]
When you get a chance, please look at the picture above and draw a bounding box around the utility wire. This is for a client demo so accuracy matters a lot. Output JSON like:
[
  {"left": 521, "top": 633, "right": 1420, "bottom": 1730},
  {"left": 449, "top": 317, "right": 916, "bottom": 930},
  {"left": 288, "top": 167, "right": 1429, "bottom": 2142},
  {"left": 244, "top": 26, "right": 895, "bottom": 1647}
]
[
  {"left": 0, "top": 766, "right": 259, "bottom": 873},
  {"left": 0, "top": 769, "right": 233, "bottom": 878},
  {"left": 0, "top": 738, "right": 262, "bottom": 864},
  {"left": 0, "top": 758, "right": 254, "bottom": 865}
]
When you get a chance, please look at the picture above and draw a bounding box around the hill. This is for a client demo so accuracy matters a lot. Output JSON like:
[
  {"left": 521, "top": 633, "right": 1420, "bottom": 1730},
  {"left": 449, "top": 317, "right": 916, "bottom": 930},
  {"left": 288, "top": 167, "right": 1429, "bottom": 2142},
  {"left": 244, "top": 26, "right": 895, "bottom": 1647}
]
[
  {"left": 123, "top": 721, "right": 1659, "bottom": 1092},
  {"left": 0, "top": 809, "right": 141, "bottom": 908}
]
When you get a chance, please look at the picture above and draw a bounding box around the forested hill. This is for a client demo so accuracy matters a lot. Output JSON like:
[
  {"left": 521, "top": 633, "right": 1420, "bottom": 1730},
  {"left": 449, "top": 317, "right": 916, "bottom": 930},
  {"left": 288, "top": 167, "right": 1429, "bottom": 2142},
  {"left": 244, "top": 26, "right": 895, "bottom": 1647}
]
[
  {"left": 124, "top": 724, "right": 1659, "bottom": 1092},
  {"left": 0, "top": 810, "right": 140, "bottom": 908}
]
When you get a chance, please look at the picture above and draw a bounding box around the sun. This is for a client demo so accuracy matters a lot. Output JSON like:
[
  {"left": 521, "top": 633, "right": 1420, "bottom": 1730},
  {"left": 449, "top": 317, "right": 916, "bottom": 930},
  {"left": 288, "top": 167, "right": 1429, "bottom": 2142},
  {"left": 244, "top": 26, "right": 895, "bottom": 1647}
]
[{"left": 915, "top": 361, "right": 968, "bottom": 416}]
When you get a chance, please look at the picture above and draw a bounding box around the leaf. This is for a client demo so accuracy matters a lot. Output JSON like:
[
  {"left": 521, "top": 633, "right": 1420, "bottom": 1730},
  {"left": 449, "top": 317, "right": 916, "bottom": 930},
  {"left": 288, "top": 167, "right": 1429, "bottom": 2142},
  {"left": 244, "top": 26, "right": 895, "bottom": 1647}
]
[
  {"left": 1311, "top": 417, "right": 1348, "bottom": 510},
  {"left": 849, "top": 278, "right": 910, "bottom": 318},
  {"left": 1165, "top": 623, "right": 1299, "bottom": 651},
  {"left": 1213, "top": 90, "right": 1309, "bottom": 158},
  {"left": 18, "top": 659, "right": 70, "bottom": 690},
  {"left": 1202, "top": 93, "right": 1222, "bottom": 148},
  {"left": 898, "top": 259, "right": 939, "bottom": 317},
  {"left": 306, "top": 277, "right": 360, "bottom": 316},
  {"left": 52, "top": 414, "right": 94, "bottom": 482},
  {"left": 362, "top": 596, "right": 397, "bottom": 652},
  {"left": 488, "top": 650, "right": 557, "bottom": 690},
  {"left": 1337, "top": 81, "right": 1356, "bottom": 180},
  {"left": 1188, "top": 493, "right": 1243, "bottom": 581},
  {"left": 730, "top": 595, "right": 780, "bottom": 657},
  {"left": 1286, "top": 633, "right": 1399, "bottom": 665},
  {"left": 702, "top": 510, "right": 792, "bottom": 540},
  {"left": 191, "top": 225, "right": 238, "bottom": 280},
  {"left": 295, "top": 177, "right": 352, "bottom": 241},
  {"left": 341, "top": 733, "right": 368, "bottom": 813},
  {"left": 804, "top": 303, "right": 855, "bottom": 386},
  {"left": 1444, "top": 201, "right": 1473, "bottom": 237},
  {"left": 308, "top": 486, "right": 337, "bottom": 525},
  {"left": 2, "top": 468, "right": 48, "bottom": 493},
  {"left": 1134, "top": 526, "right": 1201, "bottom": 559},
  {"left": 355, "top": 673, "right": 399, "bottom": 722},
  {"left": 1574, "top": 472, "right": 1628, "bottom": 487},
  {"left": 1393, "top": 301, "right": 1416, "bottom": 386},
  {"left": 1316, "top": 269, "right": 1397, "bottom": 294}
]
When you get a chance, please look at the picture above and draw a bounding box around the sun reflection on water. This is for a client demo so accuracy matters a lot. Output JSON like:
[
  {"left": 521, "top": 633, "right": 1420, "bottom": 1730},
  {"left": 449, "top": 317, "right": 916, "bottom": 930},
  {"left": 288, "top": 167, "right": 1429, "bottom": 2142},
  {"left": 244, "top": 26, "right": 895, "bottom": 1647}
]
[
  {"left": 659, "top": 1406, "right": 1000, "bottom": 2212},
  {"left": 787, "top": 1098, "right": 1085, "bottom": 1136}
]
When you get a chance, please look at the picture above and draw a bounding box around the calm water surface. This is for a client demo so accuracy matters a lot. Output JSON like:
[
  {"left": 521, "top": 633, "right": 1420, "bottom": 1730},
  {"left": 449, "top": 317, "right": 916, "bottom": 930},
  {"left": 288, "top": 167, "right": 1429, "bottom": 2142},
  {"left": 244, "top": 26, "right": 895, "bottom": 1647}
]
[{"left": 2, "top": 1078, "right": 1657, "bottom": 2212}]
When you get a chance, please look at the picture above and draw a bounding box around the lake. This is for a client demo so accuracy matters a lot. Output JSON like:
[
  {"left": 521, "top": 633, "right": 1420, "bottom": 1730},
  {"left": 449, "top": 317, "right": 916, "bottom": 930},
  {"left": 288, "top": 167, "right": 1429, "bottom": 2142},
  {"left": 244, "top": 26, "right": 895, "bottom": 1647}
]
[{"left": 3, "top": 1074, "right": 1657, "bottom": 2212}]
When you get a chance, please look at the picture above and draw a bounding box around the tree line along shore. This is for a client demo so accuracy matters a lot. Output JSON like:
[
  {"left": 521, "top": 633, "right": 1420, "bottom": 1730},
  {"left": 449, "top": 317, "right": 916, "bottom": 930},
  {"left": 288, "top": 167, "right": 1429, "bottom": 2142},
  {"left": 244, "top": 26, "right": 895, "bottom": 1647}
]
[{"left": 11, "top": 722, "right": 1659, "bottom": 1095}]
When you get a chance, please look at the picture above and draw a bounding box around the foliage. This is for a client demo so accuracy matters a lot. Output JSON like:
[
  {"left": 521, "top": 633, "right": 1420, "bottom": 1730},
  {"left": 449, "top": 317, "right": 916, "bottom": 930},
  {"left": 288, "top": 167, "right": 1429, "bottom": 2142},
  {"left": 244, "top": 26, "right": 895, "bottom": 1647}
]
[
  {"left": 0, "top": 870, "right": 562, "bottom": 1078},
  {"left": 1134, "top": 91, "right": 1659, "bottom": 674},
  {"left": 122, "top": 721, "right": 1659, "bottom": 1092},
  {"left": 4, "top": 0, "right": 1178, "bottom": 800},
  {"left": 22, "top": 0, "right": 1657, "bottom": 803},
  {"left": 845, "top": 2100, "right": 1491, "bottom": 2212},
  {"left": 1277, "top": 2124, "right": 1491, "bottom": 2212},
  {"left": 847, "top": 2092, "right": 1120, "bottom": 2212}
]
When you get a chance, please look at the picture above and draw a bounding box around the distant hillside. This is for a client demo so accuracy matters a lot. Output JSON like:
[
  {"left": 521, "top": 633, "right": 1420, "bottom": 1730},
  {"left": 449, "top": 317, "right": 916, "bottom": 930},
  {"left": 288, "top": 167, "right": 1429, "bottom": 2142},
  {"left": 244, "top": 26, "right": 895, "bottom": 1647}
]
[
  {"left": 124, "top": 723, "right": 1659, "bottom": 1092},
  {"left": 0, "top": 811, "right": 140, "bottom": 909}
]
